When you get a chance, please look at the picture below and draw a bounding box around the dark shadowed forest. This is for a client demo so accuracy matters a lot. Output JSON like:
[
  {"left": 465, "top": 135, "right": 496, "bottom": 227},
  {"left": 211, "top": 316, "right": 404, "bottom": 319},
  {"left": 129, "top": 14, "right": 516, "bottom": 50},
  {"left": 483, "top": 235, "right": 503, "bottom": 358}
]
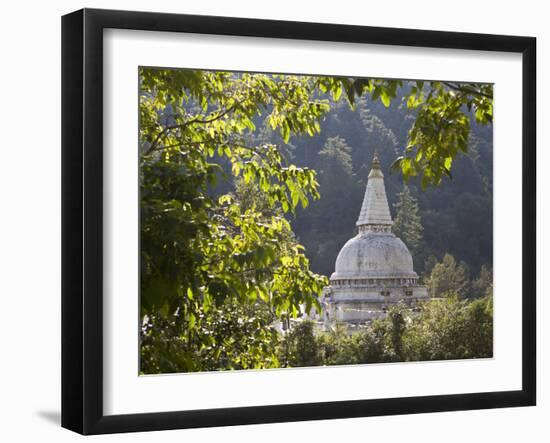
[{"left": 253, "top": 94, "right": 492, "bottom": 280}]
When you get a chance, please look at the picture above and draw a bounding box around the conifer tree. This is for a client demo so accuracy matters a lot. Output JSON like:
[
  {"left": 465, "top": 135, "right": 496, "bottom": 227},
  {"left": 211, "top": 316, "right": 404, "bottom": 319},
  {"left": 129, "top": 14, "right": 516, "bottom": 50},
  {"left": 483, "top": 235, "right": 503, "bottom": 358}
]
[
  {"left": 471, "top": 264, "right": 493, "bottom": 299},
  {"left": 318, "top": 136, "right": 353, "bottom": 177},
  {"left": 392, "top": 184, "right": 423, "bottom": 256},
  {"left": 426, "top": 253, "right": 470, "bottom": 298}
]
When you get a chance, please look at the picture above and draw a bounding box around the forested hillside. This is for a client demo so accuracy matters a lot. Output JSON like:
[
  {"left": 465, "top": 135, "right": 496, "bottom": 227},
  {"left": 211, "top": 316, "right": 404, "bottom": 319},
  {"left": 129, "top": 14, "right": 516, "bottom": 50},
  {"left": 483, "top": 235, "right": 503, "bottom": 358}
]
[{"left": 257, "top": 94, "right": 493, "bottom": 279}]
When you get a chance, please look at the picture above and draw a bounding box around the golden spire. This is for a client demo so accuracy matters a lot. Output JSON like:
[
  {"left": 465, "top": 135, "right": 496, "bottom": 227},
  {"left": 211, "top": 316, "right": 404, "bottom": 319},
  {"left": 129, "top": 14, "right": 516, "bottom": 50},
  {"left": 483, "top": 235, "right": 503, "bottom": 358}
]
[
  {"left": 371, "top": 151, "right": 381, "bottom": 169},
  {"left": 356, "top": 150, "right": 393, "bottom": 229}
]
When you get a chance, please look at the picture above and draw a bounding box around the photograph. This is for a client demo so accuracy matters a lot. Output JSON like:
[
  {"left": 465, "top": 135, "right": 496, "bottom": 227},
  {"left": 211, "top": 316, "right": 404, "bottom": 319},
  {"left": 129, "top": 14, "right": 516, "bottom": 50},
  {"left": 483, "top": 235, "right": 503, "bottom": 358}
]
[{"left": 138, "top": 67, "right": 494, "bottom": 375}]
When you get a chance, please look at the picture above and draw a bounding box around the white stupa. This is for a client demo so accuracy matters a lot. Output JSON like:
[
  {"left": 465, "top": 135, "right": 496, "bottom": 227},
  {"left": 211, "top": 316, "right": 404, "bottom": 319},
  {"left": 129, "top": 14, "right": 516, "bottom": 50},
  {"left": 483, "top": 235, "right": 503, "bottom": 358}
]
[{"left": 322, "top": 152, "right": 429, "bottom": 327}]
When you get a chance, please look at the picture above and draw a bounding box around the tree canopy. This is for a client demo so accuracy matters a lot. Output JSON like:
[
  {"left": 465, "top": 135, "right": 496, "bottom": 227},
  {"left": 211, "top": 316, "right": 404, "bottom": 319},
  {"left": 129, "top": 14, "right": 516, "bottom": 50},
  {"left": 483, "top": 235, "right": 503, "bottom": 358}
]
[
  {"left": 280, "top": 294, "right": 493, "bottom": 367},
  {"left": 140, "top": 70, "right": 331, "bottom": 372}
]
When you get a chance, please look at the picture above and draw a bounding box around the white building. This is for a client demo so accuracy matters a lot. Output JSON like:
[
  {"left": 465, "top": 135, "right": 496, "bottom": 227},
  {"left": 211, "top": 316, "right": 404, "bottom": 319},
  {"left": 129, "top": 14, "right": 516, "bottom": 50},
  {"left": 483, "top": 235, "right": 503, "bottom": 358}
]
[{"left": 322, "top": 153, "right": 429, "bottom": 327}]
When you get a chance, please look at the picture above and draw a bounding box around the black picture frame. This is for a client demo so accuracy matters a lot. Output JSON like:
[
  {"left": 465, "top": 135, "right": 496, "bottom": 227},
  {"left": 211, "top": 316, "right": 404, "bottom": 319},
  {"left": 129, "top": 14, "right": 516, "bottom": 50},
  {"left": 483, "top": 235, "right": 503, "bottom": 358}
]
[{"left": 61, "top": 8, "right": 536, "bottom": 435}]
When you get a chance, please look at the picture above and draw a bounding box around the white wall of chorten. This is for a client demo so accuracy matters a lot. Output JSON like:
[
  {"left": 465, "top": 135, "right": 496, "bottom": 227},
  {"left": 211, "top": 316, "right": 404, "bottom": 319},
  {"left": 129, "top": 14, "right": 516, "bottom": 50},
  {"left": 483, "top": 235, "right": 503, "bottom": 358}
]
[{"left": 322, "top": 152, "right": 429, "bottom": 327}]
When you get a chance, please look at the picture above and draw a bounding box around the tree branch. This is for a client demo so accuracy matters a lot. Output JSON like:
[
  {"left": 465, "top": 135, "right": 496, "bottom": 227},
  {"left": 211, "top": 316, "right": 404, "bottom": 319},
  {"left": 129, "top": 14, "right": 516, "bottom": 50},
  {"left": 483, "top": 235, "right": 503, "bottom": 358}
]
[
  {"left": 145, "top": 104, "right": 239, "bottom": 155},
  {"left": 442, "top": 82, "right": 492, "bottom": 99}
]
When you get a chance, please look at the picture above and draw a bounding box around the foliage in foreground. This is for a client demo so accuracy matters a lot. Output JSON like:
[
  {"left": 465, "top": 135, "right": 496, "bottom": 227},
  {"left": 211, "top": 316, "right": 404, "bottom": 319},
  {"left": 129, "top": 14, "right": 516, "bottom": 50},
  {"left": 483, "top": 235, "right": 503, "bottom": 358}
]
[
  {"left": 281, "top": 294, "right": 493, "bottom": 368},
  {"left": 140, "top": 70, "right": 333, "bottom": 373},
  {"left": 142, "top": 293, "right": 492, "bottom": 373}
]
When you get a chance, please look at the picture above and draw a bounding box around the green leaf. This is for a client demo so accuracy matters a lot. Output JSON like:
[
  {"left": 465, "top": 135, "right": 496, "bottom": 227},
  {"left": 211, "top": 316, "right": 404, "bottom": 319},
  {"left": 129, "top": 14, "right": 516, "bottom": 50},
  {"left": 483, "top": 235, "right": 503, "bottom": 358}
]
[
  {"left": 333, "top": 83, "right": 342, "bottom": 101},
  {"left": 188, "top": 312, "right": 196, "bottom": 329},
  {"left": 380, "top": 91, "right": 391, "bottom": 107},
  {"left": 281, "top": 120, "right": 290, "bottom": 143}
]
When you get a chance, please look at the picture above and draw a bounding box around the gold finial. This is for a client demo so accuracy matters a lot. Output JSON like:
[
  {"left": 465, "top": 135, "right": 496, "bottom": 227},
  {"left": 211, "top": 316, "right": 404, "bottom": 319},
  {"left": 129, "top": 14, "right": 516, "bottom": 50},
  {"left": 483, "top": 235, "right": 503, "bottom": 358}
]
[{"left": 372, "top": 151, "right": 381, "bottom": 169}]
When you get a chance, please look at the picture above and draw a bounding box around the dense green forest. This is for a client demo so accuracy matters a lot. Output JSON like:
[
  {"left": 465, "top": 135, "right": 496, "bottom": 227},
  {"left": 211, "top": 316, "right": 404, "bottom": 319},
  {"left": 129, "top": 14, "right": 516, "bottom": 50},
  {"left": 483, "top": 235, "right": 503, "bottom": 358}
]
[{"left": 139, "top": 69, "right": 493, "bottom": 373}]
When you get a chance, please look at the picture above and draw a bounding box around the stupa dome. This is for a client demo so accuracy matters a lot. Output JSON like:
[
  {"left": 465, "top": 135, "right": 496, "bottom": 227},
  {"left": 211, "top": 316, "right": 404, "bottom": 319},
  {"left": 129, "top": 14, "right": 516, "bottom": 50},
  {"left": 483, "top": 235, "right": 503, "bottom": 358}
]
[
  {"left": 330, "top": 232, "right": 417, "bottom": 280},
  {"left": 321, "top": 152, "right": 429, "bottom": 326},
  {"left": 329, "top": 151, "right": 418, "bottom": 283}
]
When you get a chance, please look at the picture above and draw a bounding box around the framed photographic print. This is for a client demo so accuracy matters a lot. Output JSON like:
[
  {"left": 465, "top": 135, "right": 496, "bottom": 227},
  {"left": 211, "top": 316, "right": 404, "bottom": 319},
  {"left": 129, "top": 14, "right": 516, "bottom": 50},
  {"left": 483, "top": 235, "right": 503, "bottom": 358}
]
[{"left": 61, "top": 8, "right": 536, "bottom": 435}]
